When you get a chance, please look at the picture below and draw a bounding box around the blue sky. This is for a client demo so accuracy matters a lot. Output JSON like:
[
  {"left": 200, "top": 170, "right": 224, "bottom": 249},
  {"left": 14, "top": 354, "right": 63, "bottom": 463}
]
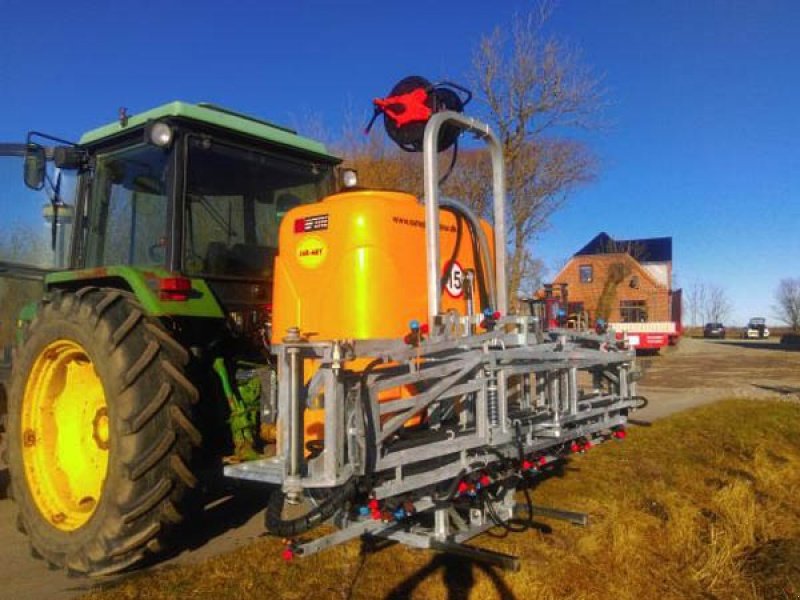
[{"left": 1, "top": 0, "right": 798, "bottom": 325}]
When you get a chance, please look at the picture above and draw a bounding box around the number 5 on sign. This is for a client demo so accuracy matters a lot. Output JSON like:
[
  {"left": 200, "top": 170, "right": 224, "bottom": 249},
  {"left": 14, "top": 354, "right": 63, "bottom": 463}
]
[{"left": 444, "top": 261, "right": 464, "bottom": 298}]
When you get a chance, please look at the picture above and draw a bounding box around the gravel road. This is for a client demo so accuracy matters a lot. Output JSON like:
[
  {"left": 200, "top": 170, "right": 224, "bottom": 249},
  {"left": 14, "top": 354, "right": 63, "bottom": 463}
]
[{"left": 1, "top": 336, "right": 798, "bottom": 599}]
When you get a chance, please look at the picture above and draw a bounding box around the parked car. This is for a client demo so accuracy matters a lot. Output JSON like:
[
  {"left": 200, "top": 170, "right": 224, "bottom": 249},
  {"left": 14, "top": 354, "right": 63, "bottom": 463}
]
[
  {"left": 703, "top": 322, "right": 726, "bottom": 338},
  {"left": 742, "top": 317, "right": 769, "bottom": 339}
]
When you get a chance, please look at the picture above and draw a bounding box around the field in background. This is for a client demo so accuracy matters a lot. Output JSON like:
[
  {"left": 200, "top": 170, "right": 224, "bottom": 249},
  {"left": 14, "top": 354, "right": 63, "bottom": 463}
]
[{"left": 83, "top": 399, "right": 800, "bottom": 600}]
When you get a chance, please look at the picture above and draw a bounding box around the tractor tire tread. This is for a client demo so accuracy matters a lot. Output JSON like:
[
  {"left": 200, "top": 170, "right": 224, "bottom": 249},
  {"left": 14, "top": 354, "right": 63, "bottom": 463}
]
[
  {"left": 7, "top": 287, "right": 202, "bottom": 576},
  {"left": 169, "top": 405, "right": 203, "bottom": 447},
  {"left": 93, "top": 290, "right": 123, "bottom": 321},
  {"left": 123, "top": 340, "right": 159, "bottom": 388},
  {"left": 129, "top": 383, "right": 171, "bottom": 434},
  {"left": 170, "top": 454, "right": 198, "bottom": 489},
  {"left": 144, "top": 323, "right": 189, "bottom": 365},
  {"left": 111, "top": 308, "right": 143, "bottom": 348},
  {"left": 109, "top": 523, "right": 161, "bottom": 559},
  {"left": 161, "top": 360, "right": 200, "bottom": 404},
  {"left": 129, "top": 430, "right": 176, "bottom": 481},
  {"left": 122, "top": 478, "right": 173, "bottom": 525}
]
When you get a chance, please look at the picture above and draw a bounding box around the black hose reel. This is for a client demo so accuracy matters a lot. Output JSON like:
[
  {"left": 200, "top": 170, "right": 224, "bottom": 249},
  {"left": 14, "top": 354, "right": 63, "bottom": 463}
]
[{"left": 366, "top": 76, "right": 472, "bottom": 153}]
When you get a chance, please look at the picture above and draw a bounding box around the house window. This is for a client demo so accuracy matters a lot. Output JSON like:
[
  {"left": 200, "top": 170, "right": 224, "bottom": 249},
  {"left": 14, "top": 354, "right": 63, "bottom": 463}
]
[
  {"left": 620, "top": 300, "right": 647, "bottom": 322},
  {"left": 579, "top": 264, "right": 593, "bottom": 283}
]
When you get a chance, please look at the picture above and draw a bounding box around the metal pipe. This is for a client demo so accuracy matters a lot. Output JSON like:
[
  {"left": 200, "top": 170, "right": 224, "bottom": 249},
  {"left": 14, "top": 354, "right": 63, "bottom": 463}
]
[
  {"left": 434, "top": 508, "right": 450, "bottom": 540},
  {"left": 464, "top": 269, "right": 475, "bottom": 336},
  {"left": 288, "top": 346, "right": 304, "bottom": 480},
  {"left": 568, "top": 367, "right": 578, "bottom": 415},
  {"left": 423, "top": 112, "right": 508, "bottom": 326}
]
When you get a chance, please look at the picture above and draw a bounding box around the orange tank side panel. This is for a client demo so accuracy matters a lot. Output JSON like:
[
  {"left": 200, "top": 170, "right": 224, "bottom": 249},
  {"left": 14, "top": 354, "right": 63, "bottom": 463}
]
[{"left": 272, "top": 190, "right": 495, "bottom": 343}]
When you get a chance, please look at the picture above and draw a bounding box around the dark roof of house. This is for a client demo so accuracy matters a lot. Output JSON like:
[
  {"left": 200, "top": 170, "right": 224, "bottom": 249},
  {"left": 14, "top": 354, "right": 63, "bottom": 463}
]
[{"left": 575, "top": 232, "right": 672, "bottom": 263}]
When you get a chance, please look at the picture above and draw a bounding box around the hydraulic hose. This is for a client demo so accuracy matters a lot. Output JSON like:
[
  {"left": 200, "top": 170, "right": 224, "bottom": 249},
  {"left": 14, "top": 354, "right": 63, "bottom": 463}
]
[
  {"left": 439, "top": 197, "right": 497, "bottom": 311},
  {"left": 265, "top": 479, "right": 357, "bottom": 538}
]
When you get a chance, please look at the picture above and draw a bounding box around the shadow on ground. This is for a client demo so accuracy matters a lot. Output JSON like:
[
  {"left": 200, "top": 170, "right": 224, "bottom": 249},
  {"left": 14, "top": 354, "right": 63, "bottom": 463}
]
[
  {"left": 751, "top": 383, "right": 800, "bottom": 396},
  {"left": 384, "top": 553, "right": 519, "bottom": 600},
  {"left": 73, "top": 476, "right": 273, "bottom": 592},
  {"left": 708, "top": 340, "right": 799, "bottom": 353},
  {"left": 160, "top": 477, "right": 272, "bottom": 559}
]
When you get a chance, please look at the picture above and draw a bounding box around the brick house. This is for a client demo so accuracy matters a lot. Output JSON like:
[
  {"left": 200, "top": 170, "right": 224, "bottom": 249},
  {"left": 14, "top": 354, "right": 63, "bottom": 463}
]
[{"left": 552, "top": 232, "right": 680, "bottom": 325}]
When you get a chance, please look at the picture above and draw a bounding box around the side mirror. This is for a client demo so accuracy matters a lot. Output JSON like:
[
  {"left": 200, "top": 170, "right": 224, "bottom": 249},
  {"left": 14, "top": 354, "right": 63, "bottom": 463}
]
[{"left": 24, "top": 145, "right": 46, "bottom": 190}]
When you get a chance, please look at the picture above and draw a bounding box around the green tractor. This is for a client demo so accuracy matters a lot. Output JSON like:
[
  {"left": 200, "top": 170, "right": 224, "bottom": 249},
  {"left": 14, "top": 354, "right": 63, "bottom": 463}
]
[{"left": 0, "top": 103, "right": 340, "bottom": 574}]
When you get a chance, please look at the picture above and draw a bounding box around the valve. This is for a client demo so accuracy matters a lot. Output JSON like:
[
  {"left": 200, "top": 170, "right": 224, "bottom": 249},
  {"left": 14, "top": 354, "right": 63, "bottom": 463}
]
[
  {"left": 380, "top": 509, "right": 394, "bottom": 522},
  {"left": 402, "top": 499, "right": 416, "bottom": 516},
  {"left": 456, "top": 479, "right": 477, "bottom": 497},
  {"left": 479, "top": 308, "right": 502, "bottom": 331},
  {"left": 281, "top": 540, "right": 298, "bottom": 561},
  {"left": 404, "top": 319, "right": 429, "bottom": 346},
  {"left": 368, "top": 497, "right": 382, "bottom": 520}
]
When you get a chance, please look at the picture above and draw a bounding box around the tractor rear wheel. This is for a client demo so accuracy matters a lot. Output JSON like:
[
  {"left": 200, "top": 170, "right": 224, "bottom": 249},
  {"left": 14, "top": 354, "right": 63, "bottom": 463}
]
[{"left": 7, "top": 288, "right": 201, "bottom": 575}]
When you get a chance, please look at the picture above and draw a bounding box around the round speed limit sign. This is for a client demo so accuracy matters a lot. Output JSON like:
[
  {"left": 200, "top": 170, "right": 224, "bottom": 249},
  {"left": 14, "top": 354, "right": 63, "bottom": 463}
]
[{"left": 444, "top": 261, "right": 464, "bottom": 298}]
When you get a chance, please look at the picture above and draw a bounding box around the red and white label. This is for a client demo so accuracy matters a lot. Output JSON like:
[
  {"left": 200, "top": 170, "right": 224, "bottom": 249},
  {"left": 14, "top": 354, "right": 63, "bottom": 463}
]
[{"left": 444, "top": 261, "right": 464, "bottom": 298}]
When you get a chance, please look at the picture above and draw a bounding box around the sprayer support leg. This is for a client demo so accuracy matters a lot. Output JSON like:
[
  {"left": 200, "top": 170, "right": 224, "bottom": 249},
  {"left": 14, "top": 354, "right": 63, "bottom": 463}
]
[
  {"left": 517, "top": 504, "right": 589, "bottom": 526},
  {"left": 429, "top": 539, "right": 521, "bottom": 571}
]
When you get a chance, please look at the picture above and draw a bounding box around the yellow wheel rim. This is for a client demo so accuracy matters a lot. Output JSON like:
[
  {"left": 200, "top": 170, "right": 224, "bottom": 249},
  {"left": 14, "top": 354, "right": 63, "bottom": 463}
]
[{"left": 21, "top": 339, "right": 109, "bottom": 531}]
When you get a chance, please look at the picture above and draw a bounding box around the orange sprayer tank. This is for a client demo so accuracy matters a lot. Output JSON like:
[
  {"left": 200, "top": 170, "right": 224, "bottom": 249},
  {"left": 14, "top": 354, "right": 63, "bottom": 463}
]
[{"left": 272, "top": 190, "right": 494, "bottom": 342}]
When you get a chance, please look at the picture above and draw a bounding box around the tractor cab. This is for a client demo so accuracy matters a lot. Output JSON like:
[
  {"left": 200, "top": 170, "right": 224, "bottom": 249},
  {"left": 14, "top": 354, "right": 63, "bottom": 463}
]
[
  {"left": 1, "top": 102, "right": 340, "bottom": 347},
  {"left": 72, "top": 104, "right": 338, "bottom": 280}
]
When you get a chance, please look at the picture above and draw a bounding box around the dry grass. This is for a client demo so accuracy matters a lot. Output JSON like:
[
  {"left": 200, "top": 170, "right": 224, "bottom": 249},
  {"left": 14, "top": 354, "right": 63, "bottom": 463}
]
[{"left": 83, "top": 399, "right": 800, "bottom": 600}]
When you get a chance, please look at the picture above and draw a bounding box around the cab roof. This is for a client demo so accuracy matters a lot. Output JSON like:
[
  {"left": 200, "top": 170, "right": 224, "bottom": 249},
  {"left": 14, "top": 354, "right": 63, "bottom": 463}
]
[{"left": 78, "top": 101, "right": 338, "bottom": 161}]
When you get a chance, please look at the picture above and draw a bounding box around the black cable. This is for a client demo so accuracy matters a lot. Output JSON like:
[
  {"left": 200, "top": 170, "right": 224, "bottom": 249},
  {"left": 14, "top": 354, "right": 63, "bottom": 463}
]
[
  {"left": 433, "top": 469, "right": 469, "bottom": 504},
  {"left": 345, "top": 540, "right": 371, "bottom": 600},
  {"left": 482, "top": 491, "right": 510, "bottom": 539},
  {"left": 265, "top": 478, "right": 357, "bottom": 538},
  {"left": 438, "top": 140, "right": 459, "bottom": 187},
  {"left": 440, "top": 200, "right": 491, "bottom": 315}
]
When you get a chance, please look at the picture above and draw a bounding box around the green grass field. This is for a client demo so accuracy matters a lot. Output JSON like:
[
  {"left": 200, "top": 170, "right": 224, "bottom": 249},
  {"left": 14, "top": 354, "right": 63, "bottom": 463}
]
[{"left": 84, "top": 399, "right": 800, "bottom": 600}]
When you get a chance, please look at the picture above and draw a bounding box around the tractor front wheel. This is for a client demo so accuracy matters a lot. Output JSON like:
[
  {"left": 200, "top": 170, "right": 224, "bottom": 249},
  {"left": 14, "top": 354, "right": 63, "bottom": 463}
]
[{"left": 7, "top": 288, "right": 201, "bottom": 575}]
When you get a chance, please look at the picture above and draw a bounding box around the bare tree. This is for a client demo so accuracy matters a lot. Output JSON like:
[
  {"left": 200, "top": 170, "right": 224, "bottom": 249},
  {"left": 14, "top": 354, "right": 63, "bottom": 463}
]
[
  {"left": 773, "top": 277, "right": 800, "bottom": 331},
  {"left": 704, "top": 284, "right": 732, "bottom": 324},
  {"left": 516, "top": 249, "right": 545, "bottom": 298},
  {"left": 337, "top": 3, "right": 603, "bottom": 309},
  {"left": 469, "top": 5, "right": 604, "bottom": 303},
  {"left": 340, "top": 130, "right": 424, "bottom": 195},
  {"left": 686, "top": 281, "right": 707, "bottom": 326}
]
